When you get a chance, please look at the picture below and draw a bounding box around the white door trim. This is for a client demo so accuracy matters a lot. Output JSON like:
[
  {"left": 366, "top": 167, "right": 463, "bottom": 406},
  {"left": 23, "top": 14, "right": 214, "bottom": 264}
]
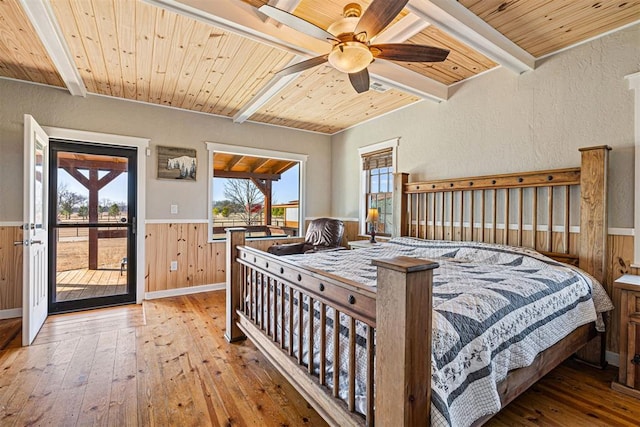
[{"left": 43, "top": 126, "right": 149, "bottom": 304}]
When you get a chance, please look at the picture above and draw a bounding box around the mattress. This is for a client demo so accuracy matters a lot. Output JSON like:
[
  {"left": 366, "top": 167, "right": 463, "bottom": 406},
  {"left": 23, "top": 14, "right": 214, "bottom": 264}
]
[{"left": 258, "top": 237, "right": 613, "bottom": 427}]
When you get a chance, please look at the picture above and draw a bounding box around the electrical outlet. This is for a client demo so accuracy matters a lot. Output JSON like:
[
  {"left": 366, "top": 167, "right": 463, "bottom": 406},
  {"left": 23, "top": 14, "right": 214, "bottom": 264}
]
[
  {"left": 170, "top": 204, "right": 178, "bottom": 214},
  {"left": 170, "top": 260, "right": 178, "bottom": 271}
]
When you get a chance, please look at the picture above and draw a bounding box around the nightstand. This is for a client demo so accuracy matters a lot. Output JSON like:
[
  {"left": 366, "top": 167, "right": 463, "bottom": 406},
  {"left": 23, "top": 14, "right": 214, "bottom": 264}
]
[
  {"left": 348, "top": 240, "right": 380, "bottom": 250},
  {"left": 611, "top": 274, "right": 640, "bottom": 399}
]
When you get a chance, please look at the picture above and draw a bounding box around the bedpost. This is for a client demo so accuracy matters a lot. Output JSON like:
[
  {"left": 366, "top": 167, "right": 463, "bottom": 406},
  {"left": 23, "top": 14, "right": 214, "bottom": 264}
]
[
  {"left": 225, "top": 227, "right": 246, "bottom": 343},
  {"left": 578, "top": 146, "right": 610, "bottom": 283},
  {"left": 394, "top": 172, "right": 409, "bottom": 237},
  {"left": 577, "top": 145, "right": 611, "bottom": 367},
  {"left": 373, "top": 256, "right": 439, "bottom": 426}
]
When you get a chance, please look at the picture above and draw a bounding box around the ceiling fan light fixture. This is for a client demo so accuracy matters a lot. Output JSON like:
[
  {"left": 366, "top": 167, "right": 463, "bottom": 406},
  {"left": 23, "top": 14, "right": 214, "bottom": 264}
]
[
  {"left": 327, "top": 16, "right": 360, "bottom": 37},
  {"left": 328, "top": 42, "right": 373, "bottom": 74}
]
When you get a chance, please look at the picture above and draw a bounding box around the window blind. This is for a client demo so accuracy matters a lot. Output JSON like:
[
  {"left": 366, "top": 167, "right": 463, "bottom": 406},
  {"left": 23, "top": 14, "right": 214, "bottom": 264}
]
[{"left": 361, "top": 148, "right": 392, "bottom": 170}]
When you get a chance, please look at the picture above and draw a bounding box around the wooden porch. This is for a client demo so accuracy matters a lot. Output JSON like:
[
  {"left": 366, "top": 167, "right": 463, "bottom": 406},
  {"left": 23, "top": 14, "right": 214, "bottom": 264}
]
[{"left": 56, "top": 268, "right": 127, "bottom": 301}]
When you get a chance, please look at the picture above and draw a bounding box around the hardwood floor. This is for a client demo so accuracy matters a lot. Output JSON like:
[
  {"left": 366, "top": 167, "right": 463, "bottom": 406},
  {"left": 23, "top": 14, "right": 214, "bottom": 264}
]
[
  {"left": 1, "top": 291, "right": 639, "bottom": 426},
  {"left": 0, "top": 291, "right": 326, "bottom": 426}
]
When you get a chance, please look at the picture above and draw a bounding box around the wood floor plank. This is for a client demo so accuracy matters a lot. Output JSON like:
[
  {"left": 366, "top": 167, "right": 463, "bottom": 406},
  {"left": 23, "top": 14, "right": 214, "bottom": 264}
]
[
  {"left": 45, "top": 333, "right": 101, "bottom": 426},
  {"left": 1, "top": 291, "right": 636, "bottom": 426},
  {"left": 11, "top": 337, "right": 80, "bottom": 426},
  {"left": 107, "top": 327, "right": 138, "bottom": 426},
  {"left": 76, "top": 330, "right": 119, "bottom": 426},
  {"left": 0, "top": 341, "right": 61, "bottom": 425}
]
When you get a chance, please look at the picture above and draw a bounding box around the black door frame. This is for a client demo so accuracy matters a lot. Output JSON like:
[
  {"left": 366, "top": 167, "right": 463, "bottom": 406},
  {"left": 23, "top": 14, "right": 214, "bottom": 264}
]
[{"left": 48, "top": 139, "right": 137, "bottom": 313}]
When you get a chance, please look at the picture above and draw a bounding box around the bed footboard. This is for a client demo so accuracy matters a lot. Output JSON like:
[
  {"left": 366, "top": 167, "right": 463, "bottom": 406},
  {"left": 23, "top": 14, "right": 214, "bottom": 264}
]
[{"left": 225, "top": 228, "right": 439, "bottom": 426}]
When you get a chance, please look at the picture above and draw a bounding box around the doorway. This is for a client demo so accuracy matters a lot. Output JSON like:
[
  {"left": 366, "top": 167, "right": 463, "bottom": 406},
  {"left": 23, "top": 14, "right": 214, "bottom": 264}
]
[{"left": 48, "top": 140, "right": 137, "bottom": 313}]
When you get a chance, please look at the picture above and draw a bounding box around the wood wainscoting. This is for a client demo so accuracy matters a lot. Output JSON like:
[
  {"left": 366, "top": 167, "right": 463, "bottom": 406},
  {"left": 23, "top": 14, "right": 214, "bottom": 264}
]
[
  {"left": 2, "top": 221, "right": 638, "bottom": 355},
  {"left": 0, "top": 226, "right": 22, "bottom": 312},
  {"left": 144, "top": 222, "right": 304, "bottom": 293}
]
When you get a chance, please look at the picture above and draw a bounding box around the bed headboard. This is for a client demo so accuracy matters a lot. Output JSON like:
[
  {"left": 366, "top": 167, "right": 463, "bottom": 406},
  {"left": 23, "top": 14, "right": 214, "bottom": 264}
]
[{"left": 397, "top": 146, "right": 610, "bottom": 284}]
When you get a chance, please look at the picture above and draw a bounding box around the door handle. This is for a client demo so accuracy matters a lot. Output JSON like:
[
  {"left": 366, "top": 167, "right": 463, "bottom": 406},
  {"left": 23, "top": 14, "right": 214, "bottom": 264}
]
[{"left": 13, "top": 240, "right": 43, "bottom": 246}]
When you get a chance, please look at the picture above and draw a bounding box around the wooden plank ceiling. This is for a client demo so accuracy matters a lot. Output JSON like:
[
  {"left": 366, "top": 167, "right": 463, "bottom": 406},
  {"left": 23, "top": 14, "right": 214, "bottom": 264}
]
[
  {"left": 0, "top": 0, "right": 64, "bottom": 87},
  {"left": 0, "top": 0, "right": 637, "bottom": 134},
  {"left": 213, "top": 152, "right": 297, "bottom": 179},
  {"left": 459, "top": 0, "right": 640, "bottom": 57}
]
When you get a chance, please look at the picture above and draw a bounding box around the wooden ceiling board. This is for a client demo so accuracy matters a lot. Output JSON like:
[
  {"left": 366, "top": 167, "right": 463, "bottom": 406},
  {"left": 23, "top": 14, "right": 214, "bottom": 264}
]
[
  {"left": 459, "top": 0, "right": 640, "bottom": 57},
  {"left": 250, "top": 65, "right": 420, "bottom": 133},
  {"left": 51, "top": 0, "right": 293, "bottom": 118},
  {"left": 397, "top": 26, "right": 498, "bottom": 85},
  {"left": 0, "top": 0, "right": 64, "bottom": 87},
  {"left": 213, "top": 153, "right": 296, "bottom": 176},
  {"left": 294, "top": 0, "right": 408, "bottom": 36}
]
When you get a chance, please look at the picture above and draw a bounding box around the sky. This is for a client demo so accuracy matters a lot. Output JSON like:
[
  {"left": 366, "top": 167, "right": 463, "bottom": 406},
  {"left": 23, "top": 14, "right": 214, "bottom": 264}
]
[
  {"left": 212, "top": 163, "right": 300, "bottom": 205},
  {"left": 58, "top": 169, "right": 128, "bottom": 205},
  {"left": 59, "top": 161, "right": 300, "bottom": 207}
]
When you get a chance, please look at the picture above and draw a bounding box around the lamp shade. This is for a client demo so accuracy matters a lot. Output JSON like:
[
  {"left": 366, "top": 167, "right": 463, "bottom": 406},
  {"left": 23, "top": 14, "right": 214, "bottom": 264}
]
[
  {"left": 327, "top": 42, "right": 373, "bottom": 74},
  {"left": 365, "top": 208, "right": 379, "bottom": 223}
]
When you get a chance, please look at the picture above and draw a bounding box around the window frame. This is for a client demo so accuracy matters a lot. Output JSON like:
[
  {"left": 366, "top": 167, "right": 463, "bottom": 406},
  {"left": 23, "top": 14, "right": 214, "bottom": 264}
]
[
  {"left": 205, "top": 142, "right": 308, "bottom": 242},
  {"left": 626, "top": 71, "right": 640, "bottom": 267},
  {"left": 358, "top": 138, "right": 399, "bottom": 237}
]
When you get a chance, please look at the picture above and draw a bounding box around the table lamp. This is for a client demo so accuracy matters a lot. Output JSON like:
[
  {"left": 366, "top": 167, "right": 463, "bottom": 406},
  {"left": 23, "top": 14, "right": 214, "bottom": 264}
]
[{"left": 365, "top": 208, "right": 379, "bottom": 243}]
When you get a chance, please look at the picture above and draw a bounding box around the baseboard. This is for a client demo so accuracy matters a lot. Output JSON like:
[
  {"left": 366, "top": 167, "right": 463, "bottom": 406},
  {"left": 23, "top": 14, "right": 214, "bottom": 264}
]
[
  {"left": 144, "top": 283, "right": 225, "bottom": 300},
  {"left": 606, "top": 351, "right": 619, "bottom": 367},
  {"left": 0, "top": 308, "right": 21, "bottom": 319}
]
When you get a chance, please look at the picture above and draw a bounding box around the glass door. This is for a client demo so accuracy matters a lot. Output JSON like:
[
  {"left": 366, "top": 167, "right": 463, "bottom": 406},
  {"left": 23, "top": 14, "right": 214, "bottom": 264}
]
[{"left": 48, "top": 140, "right": 137, "bottom": 313}]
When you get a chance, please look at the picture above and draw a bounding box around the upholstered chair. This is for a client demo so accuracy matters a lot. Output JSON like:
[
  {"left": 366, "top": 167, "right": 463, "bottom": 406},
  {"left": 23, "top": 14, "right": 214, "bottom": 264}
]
[{"left": 267, "top": 218, "right": 345, "bottom": 256}]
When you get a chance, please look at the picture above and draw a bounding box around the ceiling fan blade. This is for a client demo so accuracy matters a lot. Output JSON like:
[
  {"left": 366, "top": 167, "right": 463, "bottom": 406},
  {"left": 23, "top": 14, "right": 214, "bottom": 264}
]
[
  {"left": 275, "top": 55, "right": 328, "bottom": 76},
  {"left": 354, "top": 0, "right": 409, "bottom": 41},
  {"left": 349, "top": 69, "right": 370, "bottom": 94},
  {"left": 258, "top": 5, "right": 334, "bottom": 40},
  {"left": 370, "top": 44, "right": 450, "bottom": 62}
]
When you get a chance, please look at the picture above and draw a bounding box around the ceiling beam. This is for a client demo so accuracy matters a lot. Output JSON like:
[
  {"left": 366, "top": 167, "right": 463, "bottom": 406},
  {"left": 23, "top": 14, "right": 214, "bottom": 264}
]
[
  {"left": 372, "top": 12, "right": 430, "bottom": 44},
  {"left": 147, "top": 0, "right": 451, "bottom": 101},
  {"left": 233, "top": 57, "right": 301, "bottom": 123},
  {"left": 144, "top": 0, "right": 327, "bottom": 57},
  {"left": 19, "top": 0, "right": 87, "bottom": 97},
  {"left": 368, "top": 60, "right": 448, "bottom": 102},
  {"left": 225, "top": 155, "right": 245, "bottom": 171},
  {"left": 264, "top": 0, "right": 302, "bottom": 27},
  {"left": 251, "top": 157, "right": 271, "bottom": 173},
  {"left": 407, "top": 0, "right": 535, "bottom": 74}
]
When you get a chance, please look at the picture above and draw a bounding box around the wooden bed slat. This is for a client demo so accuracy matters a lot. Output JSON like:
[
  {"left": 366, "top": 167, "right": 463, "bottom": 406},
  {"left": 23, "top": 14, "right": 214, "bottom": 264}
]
[
  {"left": 348, "top": 317, "right": 356, "bottom": 412},
  {"left": 333, "top": 308, "right": 340, "bottom": 398},
  {"left": 319, "top": 302, "right": 327, "bottom": 386}
]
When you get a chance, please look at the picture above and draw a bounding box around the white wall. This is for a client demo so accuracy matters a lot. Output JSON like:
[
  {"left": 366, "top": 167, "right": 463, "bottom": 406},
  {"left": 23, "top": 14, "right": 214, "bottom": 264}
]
[
  {"left": 331, "top": 25, "right": 639, "bottom": 228},
  {"left": 0, "top": 79, "right": 332, "bottom": 222}
]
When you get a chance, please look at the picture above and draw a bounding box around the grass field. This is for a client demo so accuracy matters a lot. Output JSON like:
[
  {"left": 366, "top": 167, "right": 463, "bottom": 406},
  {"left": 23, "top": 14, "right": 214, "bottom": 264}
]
[{"left": 56, "top": 236, "right": 126, "bottom": 272}]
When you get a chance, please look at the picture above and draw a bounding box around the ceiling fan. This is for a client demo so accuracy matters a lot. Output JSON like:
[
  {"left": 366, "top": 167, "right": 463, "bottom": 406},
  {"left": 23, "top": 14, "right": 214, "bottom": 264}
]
[{"left": 258, "top": 0, "right": 450, "bottom": 93}]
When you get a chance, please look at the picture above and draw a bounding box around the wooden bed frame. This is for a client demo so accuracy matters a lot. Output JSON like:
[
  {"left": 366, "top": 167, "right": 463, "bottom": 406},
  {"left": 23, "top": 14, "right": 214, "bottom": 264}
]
[{"left": 225, "top": 146, "right": 610, "bottom": 426}]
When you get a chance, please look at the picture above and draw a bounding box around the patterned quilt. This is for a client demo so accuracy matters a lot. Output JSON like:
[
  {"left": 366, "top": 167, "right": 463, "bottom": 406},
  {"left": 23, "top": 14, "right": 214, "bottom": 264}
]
[{"left": 283, "top": 237, "right": 613, "bottom": 427}]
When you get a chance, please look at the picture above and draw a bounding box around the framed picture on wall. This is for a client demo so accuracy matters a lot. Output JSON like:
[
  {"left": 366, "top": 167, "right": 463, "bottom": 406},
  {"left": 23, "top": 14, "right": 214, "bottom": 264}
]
[{"left": 157, "top": 145, "right": 197, "bottom": 180}]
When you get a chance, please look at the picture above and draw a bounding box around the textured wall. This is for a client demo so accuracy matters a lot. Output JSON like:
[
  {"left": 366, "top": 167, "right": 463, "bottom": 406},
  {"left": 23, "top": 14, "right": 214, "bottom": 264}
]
[
  {"left": 0, "top": 79, "right": 332, "bottom": 222},
  {"left": 331, "top": 25, "right": 639, "bottom": 228}
]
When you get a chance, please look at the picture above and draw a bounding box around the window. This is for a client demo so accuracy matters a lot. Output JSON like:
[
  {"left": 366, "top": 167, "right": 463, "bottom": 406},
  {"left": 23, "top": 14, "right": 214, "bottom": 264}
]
[
  {"left": 627, "top": 71, "right": 640, "bottom": 266},
  {"left": 359, "top": 139, "right": 398, "bottom": 237},
  {"left": 206, "top": 143, "right": 307, "bottom": 241}
]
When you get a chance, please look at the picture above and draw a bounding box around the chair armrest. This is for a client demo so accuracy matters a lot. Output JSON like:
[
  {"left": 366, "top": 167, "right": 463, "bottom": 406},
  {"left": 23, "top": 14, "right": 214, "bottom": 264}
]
[{"left": 267, "top": 242, "right": 306, "bottom": 256}]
